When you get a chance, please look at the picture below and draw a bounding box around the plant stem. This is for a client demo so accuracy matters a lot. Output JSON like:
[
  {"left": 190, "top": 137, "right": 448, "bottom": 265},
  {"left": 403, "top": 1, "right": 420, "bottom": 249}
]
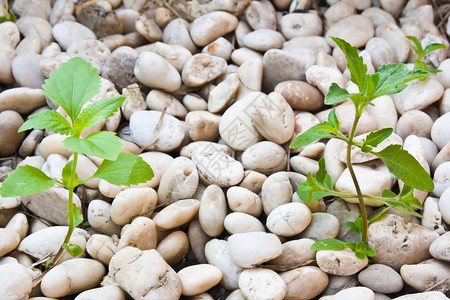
[
  {"left": 49, "top": 152, "right": 78, "bottom": 267},
  {"left": 346, "top": 111, "right": 369, "bottom": 245}
]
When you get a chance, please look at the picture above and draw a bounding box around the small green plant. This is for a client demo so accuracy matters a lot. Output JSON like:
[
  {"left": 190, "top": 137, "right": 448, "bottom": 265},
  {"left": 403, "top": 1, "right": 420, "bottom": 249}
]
[
  {"left": 290, "top": 37, "right": 445, "bottom": 259},
  {"left": 0, "top": 57, "right": 154, "bottom": 266},
  {"left": 406, "top": 35, "right": 447, "bottom": 73},
  {"left": 0, "top": 0, "right": 15, "bottom": 23}
]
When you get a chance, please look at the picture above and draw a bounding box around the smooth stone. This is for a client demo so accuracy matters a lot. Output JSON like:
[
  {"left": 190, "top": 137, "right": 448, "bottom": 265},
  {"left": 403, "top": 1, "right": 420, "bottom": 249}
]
[
  {"left": 238, "top": 170, "right": 267, "bottom": 194},
  {"left": 431, "top": 112, "right": 450, "bottom": 150},
  {"left": 120, "top": 84, "right": 146, "bottom": 120},
  {"left": 0, "top": 110, "right": 25, "bottom": 157},
  {"left": 208, "top": 72, "right": 241, "bottom": 113},
  {"left": 228, "top": 232, "right": 282, "bottom": 268},
  {"left": 135, "top": 15, "right": 162, "bottom": 42},
  {"left": 18, "top": 226, "right": 89, "bottom": 261},
  {"left": 130, "top": 110, "right": 185, "bottom": 152},
  {"left": 74, "top": 286, "right": 125, "bottom": 300},
  {"left": 437, "top": 59, "right": 450, "bottom": 89},
  {"left": 326, "top": 15, "right": 374, "bottom": 48},
  {"left": 366, "top": 37, "right": 398, "bottom": 69},
  {"left": 224, "top": 212, "right": 265, "bottom": 234},
  {"left": 243, "top": 29, "right": 284, "bottom": 52},
  {"left": 162, "top": 18, "right": 197, "bottom": 54},
  {"left": 280, "top": 266, "right": 329, "bottom": 300},
  {"left": 156, "top": 231, "right": 189, "bottom": 266},
  {"left": 316, "top": 248, "right": 369, "bottom": 276},
  {"left": 392, "top": 291, "right": 449, "bottom": 300},
  {"left": 49, "top": 0, "right": 75, "bottom": 25},
  {"left": 134, "top": 51, "right": 181, "bottom": 92},
  {"left": 107, "top": 247, "right": 182, "bottom": 300},
  {"left": 396, "top": 110, "right": 433, "bottom": 139},
  {"left": 66, "top": 39, "right": 110, "bottom": 74},
  {"left": 41, "top": 153, "right": 66, "bottom": 182},
  {"left": 400, "top": 259, "right": 450, "bottom": 292},
  {"left": 433, "top": 162, "right": 450, "bottom": 197},
  {"left": 41, "top": 258, "right": 105, "bottom": 298},
  {"left": 110, "top": 187, "right": 157, "bottom": 226},
  {"left": 429, "top": 231, "right": 450, "bottom": 262},
  {"left": 188, "top": 218, "right": 210, "bottom": 264},
  {"left": 157, "top": 157, "right": 199, "bottom": 205},
  {"left": 326, "top": 286, "right": 375, "bottom": 300},
  {"left": 269, "top": 238, "right": 316, "bottom": 269},
  {"left": 261, "top": 172, "right": 294, "bottom": 215},
  {"left": 325, "top": 1, "right": 356, "bottom": 27},
  {"left": 226, "top": 289, "right": 247, "bottom": 300},
  {"left": 190, "top": 11, "right": 238, "bottom": 47},
  {"left": 361, "top": 7, "right": 396, "bottom": 28},
  {"left": 239, "top": 268, "right": 287, "bottom": 300},
  {"left": 101, "top": 46, "right": 138, "bottom": 89},
  {"left": 421, "top": 197, "right": 446, "bottom": 234},
  {"left": 237, "top": 59, "right": 263, "bottom": 97},
  {"left": 153, "top": 199, "right": 200, "bottom": 230},
  {"left": 0, "top": 21, "right": 20, "bottom": 48},
  {"left": 290, "top": 155, "right": 319, "bottom": 176},
  {"left": 75, "top": 1, "right": 123, "bottom": 38},
  {"left": 178, "top": 264, "right": 223, "bottom": 296},
  {"left": 393, "top": 77, "right": 444, "bottom": 115},
  {"left": 185, "top": 111, "right": 220, "bottom": 141},
  {"left": 85, "top": 234, "right": 117, "bottom": 265},
  {"left": 202, "top": 37, "right": 233, "bottom": 60},
  {"left": 245, "top": 0, "right": 276, "bottom": 30},
  {"left": 205, "top": 239, "right": 243, "bottom": 290},
  {"left": 336, "top": 161, "right": 396, "bottom": 207},
  {"left": 241, "top": 141, "right": 287, "bottom": 174},
  {"left": 358, "top": 264, "right": 403, "bottom": 294},
  {"left": 0, "top": 185, "right": 21, "bottom": 210},
  {"left": 199, "top": 185, "right": 226, "bottom": 237},
  {"left": 274, "top": 80, "right": 324, "bottom": 111},
  {"left": 117, "top": 217, "right": 157, "bottom": 251},
  {"left": 11, "top": 54, "right": 45, "bottom": 89},
  {"left": 6, "top": 212, "right": 28, "bottom": 240},
  {"left": 367, "top": 214, "right": 439, "bottom": 270},
  {"left": 52, "top": 21, "right": 96, "bottom": 51},
  {"left": 226, "top": 186, "right": 262, "bottom": 217},
  {"left": 15, "top": 16, "right": 52, "bottom": 49},
  {"left": 306, "top": 65, "right": 346, "bottom": 96},
  {"left": 262, "top": 49, "right": 309, "bottom": 92},
  {"left": 180, "top": 141, "right": 234, "bottom": 159},
  {"left": 266, "top": 202, "right": 312, "bottom": 237},
  {"left": 299, "top": 212, "right": 340, "bottom": 241},
  {"left": 321, "top": 274, "right": 359, "bottom": 296},
  {"left": 375, "top": 23, "right": 411, "bottom": 63},
  {"left": 280, "top": 12, "right": 322, "bottom": 39},
  {"left": 0, "top": 43, "right": 15, "bottom": 84},
  {"left": 439, "top": 187, "right": 450, "bottom": 224},
  {"left": 0, "top": 263, "right": 32, "bottom": 300},
  {"left": 183, "top": 94, "right": 208, "bottom": 111},
  {"left": 330, "top": 101, "right": 377, "bottom": 136},
  {"left": 290, "top": 111, "right": 321, "bottom": 152},
  {"left": 182, "top": 54, "right": 227, "bottom": 88},
  {"left": 246, "top": 92, "right": 295, "bottom": 144},
  {"left": 418, "top": 137, "right": 438, "bottom": 168},
  {"left": 231, "top": 47, "right": 263, "bottom": 65},
  {"left": 0, "top": 228, "right": 20, "bottom": 257}
]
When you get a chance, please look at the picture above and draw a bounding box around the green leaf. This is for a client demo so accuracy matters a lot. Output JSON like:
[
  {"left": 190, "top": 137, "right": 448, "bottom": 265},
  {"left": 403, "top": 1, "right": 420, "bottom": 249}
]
[
  {"left": 42, "top": 57, "right": 101, "bottom": 121},
  {"left": 345, "top": 242, "right": 357, "bottom": 252},
  {"left": 354, "top": 241, "right": 368, "bottom": 259},
  {"left": 344, "top": 221, "right": 360, "bottom": 233},
  {"left": 69, "top": 205, "right": 84, "bottom": 227},
  {"left": 361, "top": 128, "right": 393, "bottom": 153},
  {"left": 0, "top": 165, "right": 57, "bottom": 197},
  {"left": 331, "top": 37, "right": 367, "bottom": 91},
  {"left": 62, "top": 161, "right": 74, "bottom": 187},
  {"left": 63, "top": 131, "right": 122, "bottom": 161},
  {"left": 375, "top": 144, "right": 434, "bottom": 192},
  {"left": 18, "top": 110, "right": 74, "bottom": 135},
  {"left": 406, "top": 36, "right": 424, "bottom": 58},
  {"left": 381, "top": 189, "right": 396, "bottom": 198},
  {"left": 62, "top": 243, "right": 84, "bottom": 257},
  {"left": 296, "top": 176, "right": 334, "bottom": 205},
  {"left": 289, "top": 128, "right": 331, "bottom": 149},
  {"left": 369, "top": 207, "right": 390, "bottom": 224},
  {"left": 73, "top": 96, "right": 126, "bottom": 134},
  {"left": 324, "top": 83, "right": 354, "bottom": 105},
  {"left": 366, "top": 246, "right": 376, "bottom": 257},
  {"left": 414, "top": 60, "right": 430, "bottom": 72},
  {"left": 327, "top": 108, "right": 340, "bottom": 129},
  {"left": 310, "top": 239, "right": 346, "bottom": 251},
  {"left": 324, "top": 174, "right": 333, "bottom": 190},
  {"left": 423, "top": 43, "right": 447, "bottom": 55},
  {"left": 91, "top": 152, "right": 154, "bottom": 186},
  {"left": 316, "top": 157, "right": 326, "bottom": 184},
  {"left": 354, "top": 216, "right": 363, "bottom": 231}
]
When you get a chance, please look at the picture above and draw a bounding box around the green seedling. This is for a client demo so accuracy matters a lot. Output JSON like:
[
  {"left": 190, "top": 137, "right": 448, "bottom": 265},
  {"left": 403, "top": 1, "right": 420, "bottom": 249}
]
[
  {"left": 0, "top": 0, "right": 15, "bottom": 23},
  {"left": 406, "top": 35, "right": 447, "bottom": 73},
  {"left": 290, "top": 36, "right": 446, "bottom": 259},
  {"left": 0, "top": 57, "right": 154, "bottom": 266}
]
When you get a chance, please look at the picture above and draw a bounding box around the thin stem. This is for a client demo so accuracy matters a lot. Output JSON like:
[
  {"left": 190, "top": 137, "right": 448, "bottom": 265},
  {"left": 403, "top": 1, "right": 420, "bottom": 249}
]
[
  {"left": 346, "top": 110, "right": 369, "bottom": 244},
  {"left": 49, "top": 152, "right": 79, "bottom": 267}
]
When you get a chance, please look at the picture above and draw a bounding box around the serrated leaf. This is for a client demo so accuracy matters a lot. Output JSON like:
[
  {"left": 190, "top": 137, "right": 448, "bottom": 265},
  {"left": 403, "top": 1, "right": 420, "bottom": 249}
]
[
  {"left": 324, "top": 83, "right": 354, "bottom": 105},
  {"left": 18, "top": 110, "right": 74, "bottom": 135},
  {"left": 0, "top": 165, "right": 57, "bottom": 197},
  {"left": 73, "top": 96, "right": 126, "bottom": 134},
  {"left": 310, "top": 239, "right": 346, "bottom": 251},
  {"left": 423, "top": 43, "right": 447, "bottom": 55},
  {"left": 62, "top": 160, "right": 74, "bottom": 187},
  {"left": 62, "top": 243, "right": 84, "bottom": 257},
  {"left": 375, "top": 144, "right": 434, "bottom": 191},
  {"left": 69, "top": 205, "right": 83, "bottom": 227},
  {"left": 91, "top": 152, "right": 154, "bottom": 186},
  {"left": 63, "top": 131, "right": 122, "bottom": 161},
  {"left": 362, "top": 128, "right": 393, "bottom": 149},
  {"left": 289, "top": 128, "right": 331, "bottom": 149},
  {"left": 331, "top": 37, "right": 367, "bottom": 91},
  {"left": 361, "top": 144, "right": 373, "bottom": 153},
  {"left": 42, "top": 57, "right": 101, "bottom": 121}
]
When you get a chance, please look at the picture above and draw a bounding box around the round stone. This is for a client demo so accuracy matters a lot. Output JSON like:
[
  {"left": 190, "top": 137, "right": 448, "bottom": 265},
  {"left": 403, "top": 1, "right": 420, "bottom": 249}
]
[{"left": 326, "top": 15, "right": 374, "bottom": 48}]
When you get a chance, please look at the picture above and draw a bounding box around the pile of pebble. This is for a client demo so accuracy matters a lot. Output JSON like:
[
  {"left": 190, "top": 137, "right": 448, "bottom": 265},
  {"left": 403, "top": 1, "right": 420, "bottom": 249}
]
[{"left": 0, "top": 0, "right": 450, "bottom": 299}]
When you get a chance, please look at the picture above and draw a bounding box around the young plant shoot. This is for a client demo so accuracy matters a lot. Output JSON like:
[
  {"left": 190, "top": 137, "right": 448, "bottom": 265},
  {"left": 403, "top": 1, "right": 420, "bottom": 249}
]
[
  {"left": 290, "top": 36, "right": 444, "bottom": 259},
  {"left": 0, "top": 57, "right": 154, "bottom": 266}
]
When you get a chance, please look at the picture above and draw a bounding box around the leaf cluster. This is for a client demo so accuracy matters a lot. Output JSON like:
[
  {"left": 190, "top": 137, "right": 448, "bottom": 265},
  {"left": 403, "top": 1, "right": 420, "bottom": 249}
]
[{"left": 406, "top": 36, "right": 447, "bottom": 74}]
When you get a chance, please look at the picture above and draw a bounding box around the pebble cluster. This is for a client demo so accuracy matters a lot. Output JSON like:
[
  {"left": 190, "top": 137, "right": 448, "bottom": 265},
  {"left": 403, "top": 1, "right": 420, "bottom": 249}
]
[{"left": 0, "top": 0, "right": 450, "bottom": 299}]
